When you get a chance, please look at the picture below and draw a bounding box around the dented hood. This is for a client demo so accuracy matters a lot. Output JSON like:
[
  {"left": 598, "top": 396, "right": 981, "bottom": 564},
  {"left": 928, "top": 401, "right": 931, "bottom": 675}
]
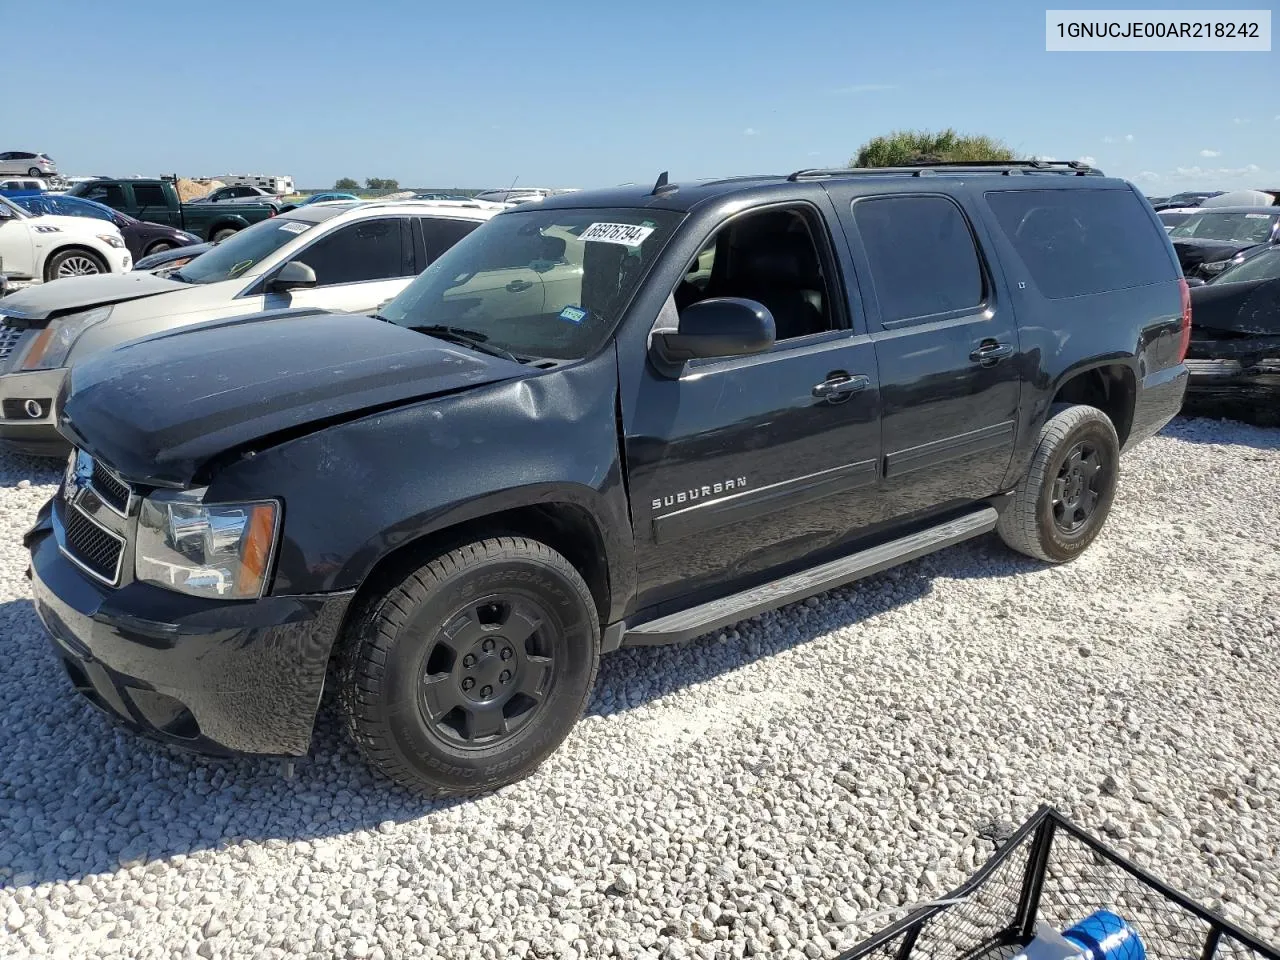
[
  {"left": 1172, "top": 238, "right": 1257, "bottom": 271},
  {"left": 0, "top": 272, "right": 185, "bottom": 323},
  {"left": 59, "top": 310, "right": 527, "bottom": 487},
  {"left": 1190, "top": 277, "right": 1280, "bottom": 337}
]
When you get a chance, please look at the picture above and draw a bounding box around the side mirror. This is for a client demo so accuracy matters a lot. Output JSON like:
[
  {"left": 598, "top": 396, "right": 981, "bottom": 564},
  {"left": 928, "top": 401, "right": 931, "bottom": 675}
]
[
  {"left": 0, "top": 205, "right": 13, "bottom": 220},
  {"left": 268, "top": 260, "right": 317, "bottom": 293},
  {"left": 1184, "top": 276, "right": 1206, "bottom": 287},
  {"left": 651, "top": 298, "right": 775, "bottom": 371}
]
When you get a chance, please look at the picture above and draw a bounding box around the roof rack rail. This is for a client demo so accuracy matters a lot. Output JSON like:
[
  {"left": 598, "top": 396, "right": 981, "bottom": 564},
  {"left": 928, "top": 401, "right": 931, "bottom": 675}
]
[{"left": 787, "top": 160, "right": 1102, "bottom": 181}]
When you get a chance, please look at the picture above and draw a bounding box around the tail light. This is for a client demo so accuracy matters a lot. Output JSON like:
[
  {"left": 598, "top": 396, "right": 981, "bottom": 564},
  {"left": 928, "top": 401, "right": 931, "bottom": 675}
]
[{"left": 1176, "top": 277, "right": 1192, "bottom": 363}]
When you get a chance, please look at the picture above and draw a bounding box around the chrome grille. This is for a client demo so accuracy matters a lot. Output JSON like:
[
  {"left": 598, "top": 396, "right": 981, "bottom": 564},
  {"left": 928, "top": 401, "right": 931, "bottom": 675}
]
[
  {"left": 90, "top": 460, "right": 131, "bottom": 514},
  {"left": 61, "top": 506, "right": 125, "bottom": 585},
  {"left": 0, "top": 325, "right": 24, "bottom": 362}
]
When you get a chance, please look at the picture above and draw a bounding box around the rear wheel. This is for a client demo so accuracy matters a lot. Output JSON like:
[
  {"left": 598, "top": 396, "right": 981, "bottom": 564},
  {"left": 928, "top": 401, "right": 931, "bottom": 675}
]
[
  {"left": 44, "top": 249, "right": 106, "bottom": 281},
  {"left": 144, "top": 240, "right": 176, "bottom": 257},
  {"left": 996, "top": 403, "right": 1120, "bottom": 563},
  {"left": 340, "top": 537, "right": 600, "bottom": 797},
  {"left": 210, "top": 226, "right": 239, "bottom": 242},
  {"left": 27, "top": 167, "right": 42, "bottom": 177}
]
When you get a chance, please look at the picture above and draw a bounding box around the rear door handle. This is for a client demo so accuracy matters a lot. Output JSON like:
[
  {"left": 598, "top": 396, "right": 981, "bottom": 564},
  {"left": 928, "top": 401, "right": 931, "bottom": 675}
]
[
  {"left": 969, "top": 341, "right": 1015, "bottom": 366},
  {"left": 506, "top": 279, "right": 533, "bottom": 293},
  {"left": 812, "top": 374, "right": 870, "bottom": 399}
]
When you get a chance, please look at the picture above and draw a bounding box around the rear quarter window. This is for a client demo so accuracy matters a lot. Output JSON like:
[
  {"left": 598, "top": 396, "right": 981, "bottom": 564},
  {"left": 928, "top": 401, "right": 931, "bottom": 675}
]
[{"left": 985, "top": 188, "right": 1175, "bottom": 299}]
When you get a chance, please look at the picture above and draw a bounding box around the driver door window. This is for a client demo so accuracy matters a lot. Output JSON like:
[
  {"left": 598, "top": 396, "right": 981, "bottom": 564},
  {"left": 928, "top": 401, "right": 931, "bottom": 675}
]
[
  {"left": 290, "top": 218, "right": 413, "bottom": 286},
  {"left": 673, "top": 206, "right": 841, "bottom": 342}
]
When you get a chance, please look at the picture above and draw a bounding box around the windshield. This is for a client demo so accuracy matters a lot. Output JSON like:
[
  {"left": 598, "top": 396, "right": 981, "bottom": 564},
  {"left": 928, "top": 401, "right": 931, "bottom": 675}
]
[
  {"left": 173, "top": 217, "right": 314, "bottom": 284},
  {"left": 1169, "top": 212, "right": 1278, "bottom": 243},
  {"left": 379, "top": 207, "right": 683, "bottom": 360},
  {"left": 1213, "top": 248, "right": 1280, "bottom": 284}
]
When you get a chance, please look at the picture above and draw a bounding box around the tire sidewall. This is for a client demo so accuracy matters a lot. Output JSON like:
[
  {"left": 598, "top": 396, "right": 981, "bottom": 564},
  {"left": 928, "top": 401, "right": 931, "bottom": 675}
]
[
  {"left": 46, "top": 249, "right": 105, "bottom": 282},
  {"left": 375, "top": 554, "right": 597, "bottom": 792},
  {"left": 1035, "top": 414, "right": 1119, "bottom": 562}
]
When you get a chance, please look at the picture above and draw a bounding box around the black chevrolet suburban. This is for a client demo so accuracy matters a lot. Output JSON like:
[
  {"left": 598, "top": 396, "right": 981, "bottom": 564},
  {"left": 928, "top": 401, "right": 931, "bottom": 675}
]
[{"left": 25, "top": 161, "right": 1190, "bottom": 796}]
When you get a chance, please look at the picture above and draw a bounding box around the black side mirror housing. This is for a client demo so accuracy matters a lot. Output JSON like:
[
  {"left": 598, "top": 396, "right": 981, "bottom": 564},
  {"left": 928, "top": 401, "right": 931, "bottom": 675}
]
[
  {"left": 651, "top": 298, "right": 775, "bottom": 373},
  {"left": 268, "top": 261, "right": 317, "bottom": 293}
]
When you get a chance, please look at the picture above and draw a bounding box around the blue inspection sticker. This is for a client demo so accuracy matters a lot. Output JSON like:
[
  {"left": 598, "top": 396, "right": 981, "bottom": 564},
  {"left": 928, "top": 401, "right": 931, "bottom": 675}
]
[{"left": 559, "top": 306, "right": 588, "bottom": 324}]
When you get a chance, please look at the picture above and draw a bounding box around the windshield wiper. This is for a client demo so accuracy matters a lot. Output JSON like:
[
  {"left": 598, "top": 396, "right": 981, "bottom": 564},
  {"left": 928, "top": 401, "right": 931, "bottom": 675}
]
[
  {"left": 372, "top": 317, "right": 530, "bottom": 364},
  {"left": 415, "top": 325, "right": 530, "bottom": 364}
]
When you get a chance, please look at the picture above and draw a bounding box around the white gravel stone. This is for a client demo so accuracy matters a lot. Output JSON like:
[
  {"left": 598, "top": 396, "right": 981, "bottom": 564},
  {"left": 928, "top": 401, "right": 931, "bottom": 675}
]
[{"left": 1, "top": 417, "right": 1279, "bottom": 959}]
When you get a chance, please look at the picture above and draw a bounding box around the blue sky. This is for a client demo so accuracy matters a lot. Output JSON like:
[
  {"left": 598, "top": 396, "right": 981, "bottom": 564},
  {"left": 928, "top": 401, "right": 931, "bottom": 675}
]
[{"left": 9, "top": 0, "right": 1276, "bottom": 193}]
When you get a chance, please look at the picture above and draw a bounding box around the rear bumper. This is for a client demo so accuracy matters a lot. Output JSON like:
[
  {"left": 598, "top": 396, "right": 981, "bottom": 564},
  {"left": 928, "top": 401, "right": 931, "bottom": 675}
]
[
  {"left": 1125, "top": 363, "right": 1189, "bottom": 450},
  {"left": 26, "top": 503, "right": 354, "bottom": 758}
]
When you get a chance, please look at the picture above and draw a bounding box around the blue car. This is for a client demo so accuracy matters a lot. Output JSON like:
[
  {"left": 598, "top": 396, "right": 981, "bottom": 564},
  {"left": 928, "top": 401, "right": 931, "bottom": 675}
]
[
  {"left": 298, "top": 192, "right": 359, "bottom": 205},
  {"left": 0, "top": 177, "right": 47, "bottom": 198}
]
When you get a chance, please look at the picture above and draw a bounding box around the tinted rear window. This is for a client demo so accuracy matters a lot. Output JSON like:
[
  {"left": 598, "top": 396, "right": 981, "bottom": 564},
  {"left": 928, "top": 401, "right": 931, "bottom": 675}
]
[
  {"left": 985, "top": 189, "right": 1174, "bottom": 299},
  {"left": 852, "top": 195, "right": 986, "bottom": 323}
]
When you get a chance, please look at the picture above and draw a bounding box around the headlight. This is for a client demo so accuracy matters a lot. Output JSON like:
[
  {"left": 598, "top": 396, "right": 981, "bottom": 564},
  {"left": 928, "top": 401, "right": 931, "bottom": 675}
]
[
  {"left": 135, "top": 498, "right": 280, "bottom": 600},
  {"left": 97, "top": 234, "right": 126, "bottom": 249},
  {"left": 21, "top": 305, "right": 112, "bottom": 370}
]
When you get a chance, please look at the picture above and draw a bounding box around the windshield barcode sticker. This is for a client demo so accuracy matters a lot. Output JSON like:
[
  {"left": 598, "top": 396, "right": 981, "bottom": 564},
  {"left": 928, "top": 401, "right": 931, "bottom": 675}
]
[
  {"left": 278, "top": 221, "right": 309, "bottom": 234},
  {"left": 578, "top": 222, "right": 655, "bottom": 246}
]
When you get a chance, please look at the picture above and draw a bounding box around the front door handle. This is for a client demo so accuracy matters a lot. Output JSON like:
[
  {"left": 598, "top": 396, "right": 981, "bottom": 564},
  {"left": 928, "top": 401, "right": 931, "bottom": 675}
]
[
  {"left": 969, "top": 341, "right": 1015, "bottom": 366},
  {"left": 812, "top": 373, "right": 870, "bottom": 399},
  {"left": 506, "top": 279, "right": 533, "bottom": 293}
]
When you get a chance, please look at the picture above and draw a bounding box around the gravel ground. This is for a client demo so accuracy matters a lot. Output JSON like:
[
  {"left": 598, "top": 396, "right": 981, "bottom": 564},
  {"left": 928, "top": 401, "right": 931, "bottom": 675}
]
[{"left": 1, "top": 416, "right": 1277, "bottom": 960}]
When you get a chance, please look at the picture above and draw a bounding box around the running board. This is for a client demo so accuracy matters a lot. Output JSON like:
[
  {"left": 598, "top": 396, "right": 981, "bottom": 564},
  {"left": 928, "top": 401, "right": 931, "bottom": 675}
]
[{"left": 622, "top": 507, "right": 999, "bottom": 647}]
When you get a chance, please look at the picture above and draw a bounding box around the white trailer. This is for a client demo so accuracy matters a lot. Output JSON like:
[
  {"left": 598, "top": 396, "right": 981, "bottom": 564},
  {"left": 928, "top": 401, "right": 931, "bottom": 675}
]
[{"left": 207, "top": 174, "right": 296, "bottom": 196}]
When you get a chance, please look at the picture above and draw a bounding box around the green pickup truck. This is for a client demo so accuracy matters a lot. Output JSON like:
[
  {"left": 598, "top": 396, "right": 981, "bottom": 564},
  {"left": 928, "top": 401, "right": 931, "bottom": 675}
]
[{"left": 65, "top": 178, "right": 278, "bottom": 242}]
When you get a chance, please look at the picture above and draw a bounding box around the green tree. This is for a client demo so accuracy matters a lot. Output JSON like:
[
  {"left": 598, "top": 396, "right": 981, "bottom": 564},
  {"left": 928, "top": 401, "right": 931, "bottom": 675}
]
[
  {"left": 364, "top": 177, "right": 400, "bottom": 191},
  {"left": 852, "top": 129, "right": 1018, "bottom": 167},
  {"left": 334, "top": 177, "right": 359, "bottom": 190}
]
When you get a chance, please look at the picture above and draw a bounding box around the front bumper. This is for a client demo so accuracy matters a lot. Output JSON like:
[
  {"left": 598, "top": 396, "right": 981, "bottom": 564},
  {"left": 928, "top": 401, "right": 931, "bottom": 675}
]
[
  {"left": 1185, "top": 338, "right": 1280, "bottom": 404},
  {"left": 0, "top": 366, "right": 69, "bottom": 457},
  {"left": 26, "top": 502, "right": 354, "bottom": 758}
]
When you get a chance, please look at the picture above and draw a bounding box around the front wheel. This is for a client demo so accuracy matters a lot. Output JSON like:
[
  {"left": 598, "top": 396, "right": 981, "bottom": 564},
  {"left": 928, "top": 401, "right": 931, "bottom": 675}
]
[
  {"left": 145, "top": 240, "right": 176, "bottom": 257},
  {"left": 210, "top": 227, "right": 239, "bottom": 242},
  {"left": 996, "top": 403, "right": 1121, "bottom": 563},
  {"left": 339, "top": 537, "right": 600, "bottom": 797},
  {"left": 44, "top": 248, "right": 107, "bottom": 281}
]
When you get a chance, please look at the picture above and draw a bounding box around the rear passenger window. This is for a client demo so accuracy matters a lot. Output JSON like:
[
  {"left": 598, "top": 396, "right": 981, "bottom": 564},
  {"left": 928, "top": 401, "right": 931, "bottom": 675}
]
[
  {"left": 421, "top": 217, "right": 480, "bottom": 263},
  {"left": 132, "top": 184, "right": 167, "bottom": 208},
  {"left": 853, "top": 196, "right": 985, "bottom": 324},
  {"left": 985, "top": 189, "right": 1174, "bottom": 299}
]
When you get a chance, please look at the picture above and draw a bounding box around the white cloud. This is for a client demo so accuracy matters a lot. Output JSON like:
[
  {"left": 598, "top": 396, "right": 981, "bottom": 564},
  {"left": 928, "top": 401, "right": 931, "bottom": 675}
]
[
  {"left": 1171, "top": 163, "right": 1262, "bottom": 180},
  {"left": 1232, "top": 117, "right": 1251, "bottom": 125},
  {"left": 743, "top": 127, "right": 758, "bottom": 136},
  {"left": 1124, "top": 133, "right": 1135, "bottom": 142},
  {"left": 1078, "top": 156, "right": 1097, "bottom": 166},
  {"left": 1199, "top": 149, "right": 1221, "bottom": 158},
  {"left": 1134, "top": 171, "right": 1162, "bottom": 182},
  {"left": 807, "top": 151, "right": 821, "bottom": 157},
  {"left": 1102, "top": 136, "right": 1115, "bottom": 144},
  {"left": 834, "top": 83, "right": 897, "bottom": 94}
]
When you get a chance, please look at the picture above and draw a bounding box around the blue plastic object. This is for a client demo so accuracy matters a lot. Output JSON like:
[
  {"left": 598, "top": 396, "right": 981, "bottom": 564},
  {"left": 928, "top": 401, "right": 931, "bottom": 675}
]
[{"left": 1062, "top": 911, "right": 1147, "bottom": 960}]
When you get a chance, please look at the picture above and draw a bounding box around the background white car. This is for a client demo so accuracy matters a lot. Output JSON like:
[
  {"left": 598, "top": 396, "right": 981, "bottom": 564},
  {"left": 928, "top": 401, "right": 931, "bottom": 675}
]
[
  {"left": 0, "top": 194, "right": 131, "bottom": 286},
  {"left": 0, "top": 200, "right": 496, "bottom": 455},
  {"left": 0, "top": 151, "right": 58, "bottom": 178}
]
